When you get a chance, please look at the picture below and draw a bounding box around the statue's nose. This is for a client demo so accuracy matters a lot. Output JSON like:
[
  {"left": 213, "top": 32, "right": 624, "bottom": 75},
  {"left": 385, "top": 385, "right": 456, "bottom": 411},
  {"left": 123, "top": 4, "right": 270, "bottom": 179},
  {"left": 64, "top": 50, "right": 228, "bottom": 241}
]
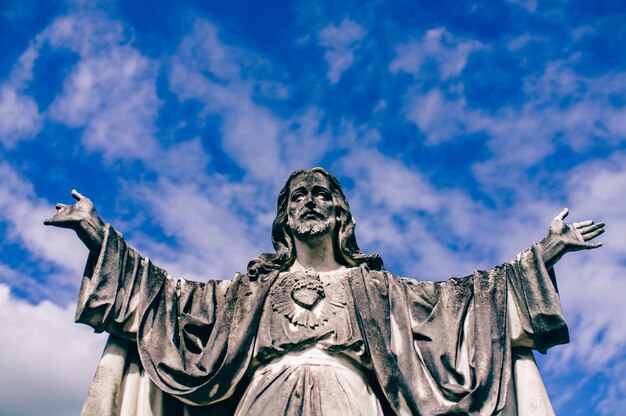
[{"left": 305, "top": 198, "right": 316, "bottom": 209}]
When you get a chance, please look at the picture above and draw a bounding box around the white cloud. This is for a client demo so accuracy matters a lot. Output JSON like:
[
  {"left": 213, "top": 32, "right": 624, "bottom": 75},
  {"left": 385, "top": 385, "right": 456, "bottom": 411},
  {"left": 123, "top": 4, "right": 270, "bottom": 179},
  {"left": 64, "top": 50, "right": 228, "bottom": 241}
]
[
  {"left": 0, "top": 262, "right": 81, "bottom": 305},
  {"left": 45, "top": 14, "right": 126, "bottom": 57},
  {"left": 280, "top": 108, "right": 332, "bottom": 174},
  {"left": 175, "top": 20, "right": 242, "bottom": 82},
  {"left": 335, "top": 146, "right": 506, "bottom": 278},
  {"left": 170, "top": 61, "right": 283, "bottom": 180},
  {"left": 0, "top": 43, "right": 44, "bottom": 146},
  {"left": 222, "top": 99, "right": 283, "bottom": 176},
  {"left": 523, "top": 62, "right": 585, "bottom": 104},
  {"left": 555, "top": 255, "right": 626, "bottom": 368},
  {"left": 169, "top": 20, "right": 331, "bottom": 183},
  {"left": 160, "top": 138, "right": 211, "bottom": 182},
  {"left": 131, "top": 178, "right": 268, "bottom": 280},
  {"left": 400, "top": 60, "right": 626, "bottom": 185},
  {"left": 521, "top": 63, "right": 626, "bottom": 147},
  {"left": 473, "top": 64, "right": 626, "bottom": 192},
  {"left": 595, "top": 361, "right": 626, "bottom": 415},
  {"left": 7, "top": 40, "right": 40, "bottom": 88},
  {"left": 0, "top": 163, "right": 87, "bottom": 275},
  {"left": 389, "top": 27, "right": 484, "bottom": 80},
  {"left": 47, "top": 14, "right": 161, "bottom": 162},
  {"left": 0, "top": 284, "right": 107, "bottom": 416},
  {"left": 543, "top": 154, "right": 626, "bottom": 371},
  {"left": 0, "top": 85, "right": 41, "bottom": 146},
  {"left": 318, "top": 18, "right": 366, "bottom": 84},
  {"left": 2, "top": 12, "right": 162, "bottom": 157},
  {"left": 506, "top": 33, "right": 541, "bottom": 51},
  {"left": 404, "top": 88, "right": 478, "bottom": 144},
  {"left": 169, "top": 22, "right": 283, "bottom": 181},
  {"left": 340, "top": 147, "right": 441, "bottom": 213}
]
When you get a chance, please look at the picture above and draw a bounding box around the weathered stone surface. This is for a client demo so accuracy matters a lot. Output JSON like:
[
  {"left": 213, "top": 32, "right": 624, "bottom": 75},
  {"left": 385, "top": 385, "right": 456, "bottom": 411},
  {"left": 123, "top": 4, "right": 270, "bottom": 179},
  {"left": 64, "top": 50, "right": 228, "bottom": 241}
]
[{"left": 45, "top": 168, "right": 604, "bottom": 415}]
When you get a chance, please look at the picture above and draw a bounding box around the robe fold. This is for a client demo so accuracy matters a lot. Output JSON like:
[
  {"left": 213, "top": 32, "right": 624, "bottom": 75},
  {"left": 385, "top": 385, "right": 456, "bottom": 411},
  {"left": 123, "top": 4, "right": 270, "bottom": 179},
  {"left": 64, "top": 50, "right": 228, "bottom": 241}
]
[{"left": 76, "top": 225, "right": 568, "bottom": 415}]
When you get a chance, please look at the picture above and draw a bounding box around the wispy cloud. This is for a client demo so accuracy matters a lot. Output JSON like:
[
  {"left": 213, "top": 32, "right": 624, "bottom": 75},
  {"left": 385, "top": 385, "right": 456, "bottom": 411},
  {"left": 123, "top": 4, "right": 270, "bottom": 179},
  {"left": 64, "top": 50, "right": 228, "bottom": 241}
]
[
  {"left": 0, "top": 163, "right": 87, "bottom": 275},
  {"left": 169, "top": 22, "right": 284, "bottom": 181},
  {"left": 318, "top": 18, "right": 366, "bottom": 84},
  {"left": 131, "top": 177, "right": 267, "bottom": 279},
  {"left": 0, "top": 284, "right": 106, "bottom": 416},
  {"left": 0, "top": 85, "right": 41, "bottom": 146},
  {"left": 595, "top": 361, "right": 626, "bottom": 415},
  {"left": 403, "top": 88, "right": 475, "bottom": 144},
  {"left": 169, "top": 19, "right": 331, "bottom": 183},
  {"left": 335, "top": 145, "right": 503, "bottom": 278},
  {"left": 0, "top": 46, "right": 43, "bottom": 146},
  {"left": 547, "top": 154, "right": 626, "bottom": 371},
  {"left": 390, "top": 27, "right": 484, "bottom": 80},
  {"left": 398, "top": 58, "right": 626, "bottom": 187},
  {"left": 46, "top": 14, "right": 161, "bottom": 162}
]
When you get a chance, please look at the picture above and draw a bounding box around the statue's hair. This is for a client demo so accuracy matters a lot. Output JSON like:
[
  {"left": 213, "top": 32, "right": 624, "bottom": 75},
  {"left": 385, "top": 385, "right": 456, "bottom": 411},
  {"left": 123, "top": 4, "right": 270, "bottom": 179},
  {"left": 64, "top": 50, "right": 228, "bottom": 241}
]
[{"left": 247, "top": 168, "right": 383, "bottom": 278}]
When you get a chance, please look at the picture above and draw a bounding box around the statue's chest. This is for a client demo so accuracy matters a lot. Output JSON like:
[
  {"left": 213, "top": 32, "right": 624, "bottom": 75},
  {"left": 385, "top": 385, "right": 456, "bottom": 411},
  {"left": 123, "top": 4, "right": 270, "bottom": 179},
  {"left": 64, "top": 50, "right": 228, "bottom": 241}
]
[
  {"left": 270, "top": 269, "right": 349, "bottom": 329},
  {"left": 255, "top": 269, "right": 364, "bottom": 361}
]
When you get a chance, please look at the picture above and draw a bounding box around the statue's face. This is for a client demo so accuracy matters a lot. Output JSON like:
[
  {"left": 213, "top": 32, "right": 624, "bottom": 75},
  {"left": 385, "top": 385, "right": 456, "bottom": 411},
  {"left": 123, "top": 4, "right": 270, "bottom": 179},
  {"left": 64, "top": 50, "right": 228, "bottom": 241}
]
[{"left": 287, "top": 172, "right": 337, "bottom": 239}]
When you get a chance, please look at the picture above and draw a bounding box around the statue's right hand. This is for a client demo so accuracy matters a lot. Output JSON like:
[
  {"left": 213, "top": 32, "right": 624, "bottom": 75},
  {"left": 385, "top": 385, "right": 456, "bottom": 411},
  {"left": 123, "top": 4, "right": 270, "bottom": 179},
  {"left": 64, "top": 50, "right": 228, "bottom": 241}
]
[
  {"left": 44, "top": 189, "right": 96, "bottom": 229},
  {"left": 44, "top": 189, "right": 105, "bottom": 252}
]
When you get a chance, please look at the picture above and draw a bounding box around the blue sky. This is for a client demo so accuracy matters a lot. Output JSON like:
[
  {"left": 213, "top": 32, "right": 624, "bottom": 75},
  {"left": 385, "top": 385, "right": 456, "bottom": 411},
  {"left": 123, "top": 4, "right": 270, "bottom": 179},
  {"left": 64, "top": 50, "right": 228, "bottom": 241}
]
[{"left": 1, "top": 0, "right": 625, "bottom": 414}]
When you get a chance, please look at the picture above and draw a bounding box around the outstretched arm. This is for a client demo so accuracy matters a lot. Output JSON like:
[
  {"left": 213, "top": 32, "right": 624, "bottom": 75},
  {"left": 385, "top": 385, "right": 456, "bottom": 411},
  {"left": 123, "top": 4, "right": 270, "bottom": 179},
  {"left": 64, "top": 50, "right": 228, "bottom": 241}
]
[
  {"left": 44, "top": 189, "right": 105, "bottom": 254},
  {"left": 539, "top": 208, "right": 605, "bottom": 270}
]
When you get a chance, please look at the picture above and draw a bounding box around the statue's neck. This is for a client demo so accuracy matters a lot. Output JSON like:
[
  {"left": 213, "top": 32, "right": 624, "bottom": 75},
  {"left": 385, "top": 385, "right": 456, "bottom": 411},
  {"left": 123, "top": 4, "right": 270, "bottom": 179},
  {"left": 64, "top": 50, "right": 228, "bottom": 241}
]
[{"left": 290, "top": 233, "right": 343, "bottom": 272}]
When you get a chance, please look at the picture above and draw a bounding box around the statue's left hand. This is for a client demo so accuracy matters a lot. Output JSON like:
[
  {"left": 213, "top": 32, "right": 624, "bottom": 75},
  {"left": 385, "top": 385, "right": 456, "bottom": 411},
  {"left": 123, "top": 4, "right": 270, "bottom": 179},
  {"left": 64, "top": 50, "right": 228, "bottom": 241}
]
[
  {"left": 44, "top": 189, "right": 105, "bottom": 253},
  {"left": 540, "top": 208, "right": 605, "bottom": 269}
]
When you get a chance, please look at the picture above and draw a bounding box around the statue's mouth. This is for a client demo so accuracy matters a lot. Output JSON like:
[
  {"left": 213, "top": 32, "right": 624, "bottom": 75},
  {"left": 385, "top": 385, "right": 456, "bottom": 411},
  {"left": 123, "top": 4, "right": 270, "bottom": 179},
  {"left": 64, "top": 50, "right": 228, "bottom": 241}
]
[{"left": 300, "top": 210, "right": 323, "bottom": 220}]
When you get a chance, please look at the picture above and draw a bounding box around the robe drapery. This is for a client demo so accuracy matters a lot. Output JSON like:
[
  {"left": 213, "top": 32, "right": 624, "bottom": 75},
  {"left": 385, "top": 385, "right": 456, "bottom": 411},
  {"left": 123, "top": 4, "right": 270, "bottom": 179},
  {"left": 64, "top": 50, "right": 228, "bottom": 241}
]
[{"left": 76, "top": 225, "right": 569, "bottom": 415}]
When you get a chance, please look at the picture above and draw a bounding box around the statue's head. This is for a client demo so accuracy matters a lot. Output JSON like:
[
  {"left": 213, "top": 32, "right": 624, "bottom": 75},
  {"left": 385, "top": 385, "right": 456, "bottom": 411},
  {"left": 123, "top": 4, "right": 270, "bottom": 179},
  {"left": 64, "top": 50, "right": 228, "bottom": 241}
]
[
  {"left": 283, "top": 169, "right": 339, "bottom": 242},
  {"left": 247, "top": 168, "right": 383, "bottom": 277}
]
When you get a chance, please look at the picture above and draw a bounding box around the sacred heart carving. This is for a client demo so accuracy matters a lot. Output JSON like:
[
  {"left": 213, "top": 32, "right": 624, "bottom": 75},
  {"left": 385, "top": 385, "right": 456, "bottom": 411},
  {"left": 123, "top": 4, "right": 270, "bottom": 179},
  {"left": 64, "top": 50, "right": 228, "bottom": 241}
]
[
  {"left": 292, "top": 287, "right": 323, "bottom": 309},
  {"left": 271, "top": 269, "right": 347, "bottom": 328},
  {"left": 290, "top": 271, "right": 325, "bottom": 310}
]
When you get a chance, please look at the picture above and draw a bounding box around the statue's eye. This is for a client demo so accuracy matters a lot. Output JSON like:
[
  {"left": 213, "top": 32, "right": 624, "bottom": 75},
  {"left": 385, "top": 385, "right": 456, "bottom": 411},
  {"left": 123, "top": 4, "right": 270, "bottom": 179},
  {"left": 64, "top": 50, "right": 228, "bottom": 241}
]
[
  {"left": 292, "top": 192, "right": 305, "bottom": 202},
  {"left": 315, "top": 190, "right": 331, "bottom": 201}
]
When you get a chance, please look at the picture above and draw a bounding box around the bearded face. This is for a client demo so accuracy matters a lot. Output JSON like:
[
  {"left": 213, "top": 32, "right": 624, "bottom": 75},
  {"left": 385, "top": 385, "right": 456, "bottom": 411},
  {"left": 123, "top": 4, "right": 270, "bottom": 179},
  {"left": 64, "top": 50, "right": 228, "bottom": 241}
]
[{"left": 287, "top": 172, "right": 337, "bottom": 240}]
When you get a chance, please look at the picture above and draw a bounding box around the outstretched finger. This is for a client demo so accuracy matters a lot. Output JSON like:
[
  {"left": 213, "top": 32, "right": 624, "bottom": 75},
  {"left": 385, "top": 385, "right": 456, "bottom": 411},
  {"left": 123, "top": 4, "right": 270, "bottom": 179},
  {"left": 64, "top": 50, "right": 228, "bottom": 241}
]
[
  {"left": 43, "top": 215, "right": 60, "bottom": 226},
  {"left": 55, "top": 203, "right": 69, "bottom": 210},
  {"left": 583, "top": 241, "right": 603, "bottom": 249},
  {"left": 555, "top": 208, "right": 569, "bottom": 221},
  {"left": 573, "top": 220, "right": 593, "bottom": 228},
  {"left": 580, "top": 222, "right": 605, "bottom": 235},
  {"left": 582, "top": 228, "right": 605, "bottom": 241},
  {"left": 71, "top": 189, "right": 85, "bottom": 201}
]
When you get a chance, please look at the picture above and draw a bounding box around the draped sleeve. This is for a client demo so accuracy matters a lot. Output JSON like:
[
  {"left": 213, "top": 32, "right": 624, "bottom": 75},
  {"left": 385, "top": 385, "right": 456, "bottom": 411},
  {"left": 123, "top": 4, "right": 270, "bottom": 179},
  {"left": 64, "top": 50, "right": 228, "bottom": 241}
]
[
  {"left": 506, "top": 244, "right": 569, "bottom": 352},
  {"left": 76, "top": 224, "right": 169, "bottom": 338},
  {"left": 394, "top": 244, "right": 568, "bottom": 415},
  {"left": 74, "top": 224, "right": 272, "bottom": 414},
  {"left": 76, "top": 228, "right": 370, "bottom": 413},
  {"left": 349, "top": 244, "right": 569, "bottom": 415}
]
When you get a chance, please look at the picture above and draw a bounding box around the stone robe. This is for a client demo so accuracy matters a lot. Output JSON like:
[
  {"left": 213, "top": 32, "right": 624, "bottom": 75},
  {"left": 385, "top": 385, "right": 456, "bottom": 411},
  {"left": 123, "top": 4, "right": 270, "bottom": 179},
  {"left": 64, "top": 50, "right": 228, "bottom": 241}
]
[{"left": 76, "top": 225, "right": 569, "bottom": 415}]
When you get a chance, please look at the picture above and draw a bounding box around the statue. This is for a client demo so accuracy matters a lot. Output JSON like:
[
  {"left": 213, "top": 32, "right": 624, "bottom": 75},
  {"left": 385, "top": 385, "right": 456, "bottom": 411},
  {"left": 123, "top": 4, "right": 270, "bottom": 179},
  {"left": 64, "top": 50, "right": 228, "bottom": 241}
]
[{"left": 45, "top": 168, "right": 604, "bottom": 415}]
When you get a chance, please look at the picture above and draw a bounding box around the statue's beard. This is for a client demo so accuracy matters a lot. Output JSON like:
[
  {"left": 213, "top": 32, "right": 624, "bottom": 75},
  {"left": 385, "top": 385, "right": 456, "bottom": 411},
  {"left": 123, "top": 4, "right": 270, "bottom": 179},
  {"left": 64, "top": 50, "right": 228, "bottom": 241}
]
[{"left": 289, "top": 218, "right": 333, "bottom": 239}]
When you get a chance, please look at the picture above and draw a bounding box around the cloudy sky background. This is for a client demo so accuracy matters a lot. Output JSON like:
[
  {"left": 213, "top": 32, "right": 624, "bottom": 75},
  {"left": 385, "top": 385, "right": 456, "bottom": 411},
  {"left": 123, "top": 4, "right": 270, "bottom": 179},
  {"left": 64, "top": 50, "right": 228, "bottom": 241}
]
[{"left": 1, "top": 0, "right": 625, "bottom": 414}]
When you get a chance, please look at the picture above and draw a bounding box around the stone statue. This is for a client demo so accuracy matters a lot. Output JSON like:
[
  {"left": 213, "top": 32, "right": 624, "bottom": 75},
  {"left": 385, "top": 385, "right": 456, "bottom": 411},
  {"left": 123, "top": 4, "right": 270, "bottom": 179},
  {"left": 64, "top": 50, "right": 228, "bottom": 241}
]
[{"left": 45, "top": 168, "right": 604, "bottom": 415}]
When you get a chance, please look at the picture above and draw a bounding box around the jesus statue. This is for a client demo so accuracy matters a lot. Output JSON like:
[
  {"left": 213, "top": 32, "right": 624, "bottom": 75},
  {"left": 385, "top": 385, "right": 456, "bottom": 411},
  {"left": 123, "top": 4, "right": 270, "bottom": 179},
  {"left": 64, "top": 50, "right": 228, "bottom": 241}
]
[{"left": 45, "top": 168, "right": 604, "bottom": 415}]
